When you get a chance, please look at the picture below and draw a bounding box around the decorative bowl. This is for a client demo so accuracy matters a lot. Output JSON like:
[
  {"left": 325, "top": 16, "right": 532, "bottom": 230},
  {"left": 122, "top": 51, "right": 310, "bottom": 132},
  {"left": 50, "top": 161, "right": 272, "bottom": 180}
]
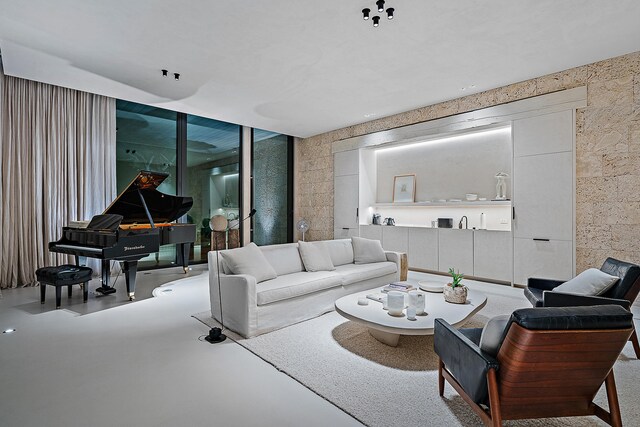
[{"left": 465, "top": 193, "right": 478, "bottom": 201}]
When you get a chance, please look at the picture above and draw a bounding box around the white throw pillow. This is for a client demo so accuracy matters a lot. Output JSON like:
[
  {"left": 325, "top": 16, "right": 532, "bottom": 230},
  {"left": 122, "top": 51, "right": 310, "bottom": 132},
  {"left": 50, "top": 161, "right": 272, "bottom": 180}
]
[
  {"left": 351, "top": 236, "right": 387, "bottom": 264},
  {"left": 552, "top": 268, "right": 619, "bottom": 296},
  {"left": 479, "top": 314, "right": 511, "bottom": 357},
  {"left": 220, "top": 242, "right": 278, "bottom": 283},
  {"left": 298, "top": 241, "right": 335, "bottom": 272}
]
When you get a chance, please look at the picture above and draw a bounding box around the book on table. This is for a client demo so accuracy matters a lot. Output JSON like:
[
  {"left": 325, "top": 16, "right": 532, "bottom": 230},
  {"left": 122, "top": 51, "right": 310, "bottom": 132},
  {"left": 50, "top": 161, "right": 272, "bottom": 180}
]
[{"left": 382, "top": 282, "right": 415, "bottom": 293}]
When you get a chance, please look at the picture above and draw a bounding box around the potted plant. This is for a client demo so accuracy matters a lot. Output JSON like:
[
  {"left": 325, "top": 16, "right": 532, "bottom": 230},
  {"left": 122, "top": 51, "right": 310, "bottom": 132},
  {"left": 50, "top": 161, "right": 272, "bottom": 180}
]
[{"left": 444, "top": 268, "right": 468, "bottom": 304}]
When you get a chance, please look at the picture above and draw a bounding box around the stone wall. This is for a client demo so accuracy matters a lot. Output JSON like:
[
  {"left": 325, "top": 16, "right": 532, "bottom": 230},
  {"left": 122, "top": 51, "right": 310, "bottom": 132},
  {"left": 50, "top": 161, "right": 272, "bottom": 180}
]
[{"left": 296, "top": 51, "right": 640, "bottom": 272}]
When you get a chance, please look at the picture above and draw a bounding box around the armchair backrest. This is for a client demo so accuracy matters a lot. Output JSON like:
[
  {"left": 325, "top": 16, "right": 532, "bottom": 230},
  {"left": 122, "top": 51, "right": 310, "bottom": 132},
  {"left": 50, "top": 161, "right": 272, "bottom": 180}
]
[
  {"left": 495, "top": 305, "right": 633, "bottom": 420},
  {"left": 600, "top": 257, "right": 640, "bottom": 302}
]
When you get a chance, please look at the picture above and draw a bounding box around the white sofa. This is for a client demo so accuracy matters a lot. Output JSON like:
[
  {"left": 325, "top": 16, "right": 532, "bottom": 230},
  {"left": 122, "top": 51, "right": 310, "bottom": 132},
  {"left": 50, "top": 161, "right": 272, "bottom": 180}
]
[{"left": 208, "top": 239, "right": 402, "bottom": 338}]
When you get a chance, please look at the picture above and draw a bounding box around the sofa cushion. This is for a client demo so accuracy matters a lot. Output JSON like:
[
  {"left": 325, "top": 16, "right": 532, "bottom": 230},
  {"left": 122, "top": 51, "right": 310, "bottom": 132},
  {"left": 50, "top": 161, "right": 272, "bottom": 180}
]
[
  {"left": 552, "top": 268, "right": 619, "bottom": 296},
  {"left": 298, "top": 241, "right": 335, "bottom": 272},
  {"left": 260, "top": 243, "right": 304, "bottom": 276},
  {"left": 352, "top": 236, "right": 386, "bottom": 264},
  {"left": 334, "top": 261, "right": 398, "bottom": 286},
  {"left": 324, "top": 239, "right": 355, "bottom": 266},
  {"left": 220, "top": 242, "right": 278, "bottom": 283},
  {"left": 256, "top": 271, "right": 342, "bottom": 306}
]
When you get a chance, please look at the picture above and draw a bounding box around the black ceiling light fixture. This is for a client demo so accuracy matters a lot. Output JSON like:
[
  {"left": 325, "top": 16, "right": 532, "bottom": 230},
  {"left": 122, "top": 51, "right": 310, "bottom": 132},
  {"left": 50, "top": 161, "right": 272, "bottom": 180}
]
[
  {"left": 161, "top": 69, "right": 168, "bottom": 77},
  {"left": 362, "top": 1, "right": 394, "bottom": 27},
  {"left": 174, "top": 73, "right": 180, "bottom": 81}
]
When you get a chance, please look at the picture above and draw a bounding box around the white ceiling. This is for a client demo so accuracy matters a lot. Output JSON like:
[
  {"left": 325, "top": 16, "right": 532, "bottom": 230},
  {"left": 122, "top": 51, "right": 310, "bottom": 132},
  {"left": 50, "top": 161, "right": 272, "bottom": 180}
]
[{"left": 1, "top": 1, "right": 639, "bottom": 138}]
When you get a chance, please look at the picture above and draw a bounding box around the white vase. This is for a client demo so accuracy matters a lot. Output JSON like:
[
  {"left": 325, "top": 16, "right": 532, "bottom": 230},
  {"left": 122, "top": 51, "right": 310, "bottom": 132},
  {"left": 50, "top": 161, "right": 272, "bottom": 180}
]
[{"left": 387, "top": 291, "right": 404, "bottom": 316}]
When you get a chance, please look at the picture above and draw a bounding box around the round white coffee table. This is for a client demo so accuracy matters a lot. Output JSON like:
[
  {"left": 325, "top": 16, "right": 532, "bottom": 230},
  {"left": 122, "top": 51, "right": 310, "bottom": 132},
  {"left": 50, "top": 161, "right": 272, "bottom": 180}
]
[{"left": 334, "top": 285, "right": 487, "bottom": 347}]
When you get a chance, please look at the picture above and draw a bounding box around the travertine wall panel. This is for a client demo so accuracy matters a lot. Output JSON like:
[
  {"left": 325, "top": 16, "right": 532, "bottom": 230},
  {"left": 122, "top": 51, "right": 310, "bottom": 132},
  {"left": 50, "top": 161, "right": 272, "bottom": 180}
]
[{"left": 297, "top": 51, "right": 640, "bottom": 272}]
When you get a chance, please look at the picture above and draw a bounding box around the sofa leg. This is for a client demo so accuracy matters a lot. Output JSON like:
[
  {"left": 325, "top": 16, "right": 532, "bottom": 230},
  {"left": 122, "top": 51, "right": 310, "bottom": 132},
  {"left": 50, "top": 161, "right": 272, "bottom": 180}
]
[{"left": 487, "top": 369, "right": 502, "bottom": 427}]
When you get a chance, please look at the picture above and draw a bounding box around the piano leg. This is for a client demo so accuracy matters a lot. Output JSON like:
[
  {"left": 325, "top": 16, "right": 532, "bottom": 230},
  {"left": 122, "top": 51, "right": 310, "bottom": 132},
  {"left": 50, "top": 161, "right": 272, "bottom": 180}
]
[
  {"left": 178, "top": 243, "right": 190, "bottom": 273},
  {"left": 123, "top": 261, "right": 138, "bottom": 301},
  {"left": 95, "top": 260, "right": 116, "bottom": 295}
]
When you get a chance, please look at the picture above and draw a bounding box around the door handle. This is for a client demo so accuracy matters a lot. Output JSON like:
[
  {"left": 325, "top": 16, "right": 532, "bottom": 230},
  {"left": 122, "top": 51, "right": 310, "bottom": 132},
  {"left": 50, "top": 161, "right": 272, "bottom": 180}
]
[{"left": 533, "top": 238, "right": 550, "bottom": 242}]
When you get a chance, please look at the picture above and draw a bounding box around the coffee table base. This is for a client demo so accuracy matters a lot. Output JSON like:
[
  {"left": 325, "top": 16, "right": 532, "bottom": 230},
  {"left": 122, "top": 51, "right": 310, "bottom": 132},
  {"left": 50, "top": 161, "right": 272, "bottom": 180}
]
[{"left": 368, "top": 328, "right": 400, "bottom": 347}]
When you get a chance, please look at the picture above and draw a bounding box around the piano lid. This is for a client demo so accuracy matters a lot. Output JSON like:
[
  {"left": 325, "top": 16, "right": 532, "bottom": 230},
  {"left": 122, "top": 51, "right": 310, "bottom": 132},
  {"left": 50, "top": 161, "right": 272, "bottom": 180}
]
[{"left": 103, "top": 170, "right": 194, "bottom": 224}]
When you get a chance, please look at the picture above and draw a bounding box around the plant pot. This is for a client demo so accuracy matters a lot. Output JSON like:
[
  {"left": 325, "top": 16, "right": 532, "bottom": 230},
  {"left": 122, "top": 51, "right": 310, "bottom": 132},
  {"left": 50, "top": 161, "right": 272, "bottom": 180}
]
[{"left": 444, "top": 283, "right": 468, "bottom": 304}]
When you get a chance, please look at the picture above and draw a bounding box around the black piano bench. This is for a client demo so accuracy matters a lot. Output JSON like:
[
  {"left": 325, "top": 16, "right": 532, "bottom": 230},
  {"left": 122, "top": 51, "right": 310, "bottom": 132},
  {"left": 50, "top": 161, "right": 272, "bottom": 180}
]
[{"left": 36, "top": 265, "right": 93, "bottom": 309}]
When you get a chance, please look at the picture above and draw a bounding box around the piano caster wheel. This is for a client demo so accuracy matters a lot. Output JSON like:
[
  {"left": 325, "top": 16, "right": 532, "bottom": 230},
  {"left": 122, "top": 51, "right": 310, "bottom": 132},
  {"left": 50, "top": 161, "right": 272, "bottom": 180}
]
[
  {"left": 128, "top": 293, "right": 135, "bottom": 301},
  {"left": 183, "top": 267, "right": 188, "bottom": 274}
]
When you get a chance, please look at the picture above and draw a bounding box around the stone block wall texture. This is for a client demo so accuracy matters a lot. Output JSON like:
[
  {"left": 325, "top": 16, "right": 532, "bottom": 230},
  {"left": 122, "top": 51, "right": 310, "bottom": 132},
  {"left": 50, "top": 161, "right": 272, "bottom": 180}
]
[{"left": 296, "top": 51, "right": 640, "bottom": 272}]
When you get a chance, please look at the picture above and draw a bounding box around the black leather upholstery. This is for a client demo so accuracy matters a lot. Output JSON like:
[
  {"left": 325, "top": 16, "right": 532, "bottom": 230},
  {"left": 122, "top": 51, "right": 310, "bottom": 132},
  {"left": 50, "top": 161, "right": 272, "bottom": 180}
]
[
  {"left": 600, "top": 257, "right": 640, "bottom": 301},
  {"left": 434, "top": 319, "right": 498, "bottom": 405},
  {"left": 523, "top": 286, "right": 545, "bottom": 307},
  {"left": 510, "top": 305, "right": 633, "bottom": 331},
  {"left": 543, "top": 291, "right": 631, "bottom": 310},
  {"left": 525, "top": 257, "right": 640, "bottom": 308}
]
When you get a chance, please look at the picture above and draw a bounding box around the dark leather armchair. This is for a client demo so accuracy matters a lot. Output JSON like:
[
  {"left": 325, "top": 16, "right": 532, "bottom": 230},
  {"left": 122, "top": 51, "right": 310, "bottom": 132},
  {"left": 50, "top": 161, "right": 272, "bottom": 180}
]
[
  {"left": 524, "top": 257, "right": 640, "bottom": 358},
  {"left": 434, "top": 305, "right": 633, "bottom": 427}
]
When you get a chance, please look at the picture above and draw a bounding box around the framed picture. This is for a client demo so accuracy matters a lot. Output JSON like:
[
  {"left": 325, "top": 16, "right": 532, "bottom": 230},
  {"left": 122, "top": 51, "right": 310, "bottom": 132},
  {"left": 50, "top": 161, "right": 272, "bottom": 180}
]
[{"left": 393, "top": 174, "right": 416, "bottom": 203}]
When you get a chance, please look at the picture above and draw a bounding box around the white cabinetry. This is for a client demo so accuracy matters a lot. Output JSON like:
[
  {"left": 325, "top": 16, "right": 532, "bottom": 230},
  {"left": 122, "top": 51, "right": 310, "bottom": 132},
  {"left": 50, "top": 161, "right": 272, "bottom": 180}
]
[
  {"left": 438, "top": 230, "right": 474, "bottom": 276},
  {"left": 334, "top": 150, "right": 360, "bottom": 238},
  {"left": 382, "top": 226, "right": 409, "bottom": 253},
  {"left": 408, "top": 228, "right": 438, "bottom": 271},
  {"left": 474, "top": 231, "right": 512, "bottom": 282},
  {"left": 512, "top": 111, "right": 575, "bottom": 285},
  {"left": 359, "top": 224, "right": 382, "bottom": 241}
]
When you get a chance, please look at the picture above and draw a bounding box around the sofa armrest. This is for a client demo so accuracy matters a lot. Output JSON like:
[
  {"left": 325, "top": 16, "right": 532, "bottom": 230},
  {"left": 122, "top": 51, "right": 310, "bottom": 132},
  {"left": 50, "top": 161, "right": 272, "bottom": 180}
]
[
  {"left": 434, "top": 318, "right": 499, "bottom": 404},
  {"left": 543, "top": 291, "right": 631, "bottom": 310},
  {"left": 527, "top": 277, "right": 565, "bottom": 291},
  {"left": 384, "top": 251, "right": 404, "bottom": 281}
]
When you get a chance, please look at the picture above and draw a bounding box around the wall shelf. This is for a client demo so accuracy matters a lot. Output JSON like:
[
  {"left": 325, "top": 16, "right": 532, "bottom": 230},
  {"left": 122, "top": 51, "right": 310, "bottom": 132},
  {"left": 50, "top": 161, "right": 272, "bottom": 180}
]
[{"left": 372, "top": 201, "right": 511, "bottom": 208}]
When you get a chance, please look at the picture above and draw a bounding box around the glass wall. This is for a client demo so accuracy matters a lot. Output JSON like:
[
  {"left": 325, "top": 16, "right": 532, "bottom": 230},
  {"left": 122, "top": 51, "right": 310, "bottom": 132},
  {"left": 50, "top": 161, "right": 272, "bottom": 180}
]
[
  {"left": 186, "top": 115, "right": 240, "bottom": 261},
  {"left": 116, "top": 101, "right": 177, "bottom": 268},
  {"left": 116, "top": 100, "right": 293, "bottom": 270},
  {"left": 252, "top": 130, "right": 292, "bottom": 246}
]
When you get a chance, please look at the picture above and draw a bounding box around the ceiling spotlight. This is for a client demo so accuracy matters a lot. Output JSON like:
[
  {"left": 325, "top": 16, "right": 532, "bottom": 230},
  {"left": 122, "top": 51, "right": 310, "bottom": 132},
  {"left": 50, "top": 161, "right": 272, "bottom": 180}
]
[
  {"left": 3, "top": 328, "right": 16, "bottom": 334},
  {"left": 372, "top": 16, "right": 380, "bottom": 27},
  {"left": 362, "top": 8, "right": 370, "bottom": 20},
  {"left": 174, "top": 73, "right": 180, "bottom": 81},
  {"left": 376, "top": 0, "right": 385, "bottom": 12},
  {"left": 161, "top": 69, "right": 168, "bottom": 77},
  {"left": 386, "top": 8, "right": 394, "bottom": 19}
]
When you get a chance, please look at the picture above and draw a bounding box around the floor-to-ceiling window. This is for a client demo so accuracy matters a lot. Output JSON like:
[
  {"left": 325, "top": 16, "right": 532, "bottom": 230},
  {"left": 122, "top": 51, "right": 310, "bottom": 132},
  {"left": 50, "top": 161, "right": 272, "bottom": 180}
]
[
  {"left": 186, "top": 115, "right": 240, "bottom": 261},
  {"left": 115, "top": 101, "right": 178, "bottom": 268},
  {"left": 252, "top": 130, "right": 293, "bottom": 245},
  {"left": 116, "top": 101, "right": 291, "bottom": 269}
]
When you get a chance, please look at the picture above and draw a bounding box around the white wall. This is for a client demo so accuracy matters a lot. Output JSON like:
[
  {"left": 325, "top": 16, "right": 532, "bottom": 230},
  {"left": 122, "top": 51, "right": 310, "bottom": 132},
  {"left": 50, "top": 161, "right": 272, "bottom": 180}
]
[{"left": 375, "top": 127, "right": 512, "bottom": 203}]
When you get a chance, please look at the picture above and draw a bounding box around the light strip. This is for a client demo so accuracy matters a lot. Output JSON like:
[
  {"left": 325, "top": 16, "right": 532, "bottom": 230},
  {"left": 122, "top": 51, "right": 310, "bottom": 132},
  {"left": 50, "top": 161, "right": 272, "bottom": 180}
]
[{"left": 375, "top": 126, "right": 511, "bottom": 154}]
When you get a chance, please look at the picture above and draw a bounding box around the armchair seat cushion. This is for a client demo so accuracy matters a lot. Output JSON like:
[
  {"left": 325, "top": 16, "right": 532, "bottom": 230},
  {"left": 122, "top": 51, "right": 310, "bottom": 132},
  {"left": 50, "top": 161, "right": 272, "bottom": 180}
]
[
  {"left": 524, "top": 286, "right": 544, "bottom": 307},
  {"left": 256, "top": 271, "right": 342, "bottom": 306}
]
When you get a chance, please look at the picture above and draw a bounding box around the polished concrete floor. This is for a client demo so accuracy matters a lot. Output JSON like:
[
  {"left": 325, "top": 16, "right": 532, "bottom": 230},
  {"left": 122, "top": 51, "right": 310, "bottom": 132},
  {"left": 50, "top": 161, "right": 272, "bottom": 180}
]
[{"left": 0, "top": 265, "right": 363, "bottom": 427}]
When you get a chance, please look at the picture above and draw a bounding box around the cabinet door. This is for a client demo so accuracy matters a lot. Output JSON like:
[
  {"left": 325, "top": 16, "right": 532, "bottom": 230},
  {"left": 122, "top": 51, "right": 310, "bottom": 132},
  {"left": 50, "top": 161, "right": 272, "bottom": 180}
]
[
  {"left": 438, "top": 229, "right": 474, "bottom": 276},
  {"left": 334, "top": 150, "right": 359, "bottom": 176},
  {"left": 334, "top": 175, "right": 359, "bottom": 229},
  {"left": 513, "top": 110, "right": 573, "bottom": 157},
  {"left": 382, "top": 226, "right": 409, "bottom": 253},
  {"left": 513, "top": 238, "right": 573, "bottom": 285},
  {"left": 513, "top": 151, "right": 573, "bottom": 241},
  {"left": 360, "top": 225, "right": 382, "bottom": 241},
  {"left": 473, "top": 231, "right": 512, "bottom": 282},
  {"left": 334, "top": 228, "right": 359, "bottom": 239},
  {"left": 408, "top": 228, "right": 438, "bottom": 271}
]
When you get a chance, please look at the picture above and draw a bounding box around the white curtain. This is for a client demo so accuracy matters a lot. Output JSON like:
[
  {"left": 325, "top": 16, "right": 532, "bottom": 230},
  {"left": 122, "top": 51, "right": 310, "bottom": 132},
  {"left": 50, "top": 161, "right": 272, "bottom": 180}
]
[{"left": 0, "top": 67, "right": 116, "bottom": 288}]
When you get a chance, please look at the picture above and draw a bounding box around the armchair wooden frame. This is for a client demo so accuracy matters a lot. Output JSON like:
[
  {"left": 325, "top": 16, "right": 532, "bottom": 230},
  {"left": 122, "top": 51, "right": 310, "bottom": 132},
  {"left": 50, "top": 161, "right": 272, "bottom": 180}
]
[{"left": 438, "top": 323, "right": 633, "bottom": 427}]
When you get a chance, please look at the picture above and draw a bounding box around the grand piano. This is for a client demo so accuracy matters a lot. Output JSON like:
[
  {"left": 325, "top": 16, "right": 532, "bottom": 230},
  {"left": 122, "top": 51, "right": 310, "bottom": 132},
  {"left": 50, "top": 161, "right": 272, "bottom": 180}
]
[{"left": 49, "top": 170, "right": 196, "bottom": 300}]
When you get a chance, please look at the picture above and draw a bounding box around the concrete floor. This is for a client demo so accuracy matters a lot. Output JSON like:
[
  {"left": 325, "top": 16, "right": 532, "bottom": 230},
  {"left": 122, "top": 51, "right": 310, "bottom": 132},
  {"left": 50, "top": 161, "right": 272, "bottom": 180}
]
[{"left": 0, "top": 266, "right": 363, "bottom": 427}]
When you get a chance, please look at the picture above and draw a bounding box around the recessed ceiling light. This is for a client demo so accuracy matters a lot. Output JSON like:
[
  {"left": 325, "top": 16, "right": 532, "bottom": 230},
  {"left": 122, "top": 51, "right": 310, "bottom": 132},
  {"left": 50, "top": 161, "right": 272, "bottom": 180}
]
[{"left": 3, "top": 328, "right": 16, "bottom": 334}]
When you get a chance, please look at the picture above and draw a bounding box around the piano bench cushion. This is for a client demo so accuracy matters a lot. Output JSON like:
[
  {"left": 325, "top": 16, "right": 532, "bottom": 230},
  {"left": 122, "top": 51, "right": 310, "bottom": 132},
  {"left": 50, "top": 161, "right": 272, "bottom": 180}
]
[{"left": 36, "top": 265, "right": 93, "bottom": 286}]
